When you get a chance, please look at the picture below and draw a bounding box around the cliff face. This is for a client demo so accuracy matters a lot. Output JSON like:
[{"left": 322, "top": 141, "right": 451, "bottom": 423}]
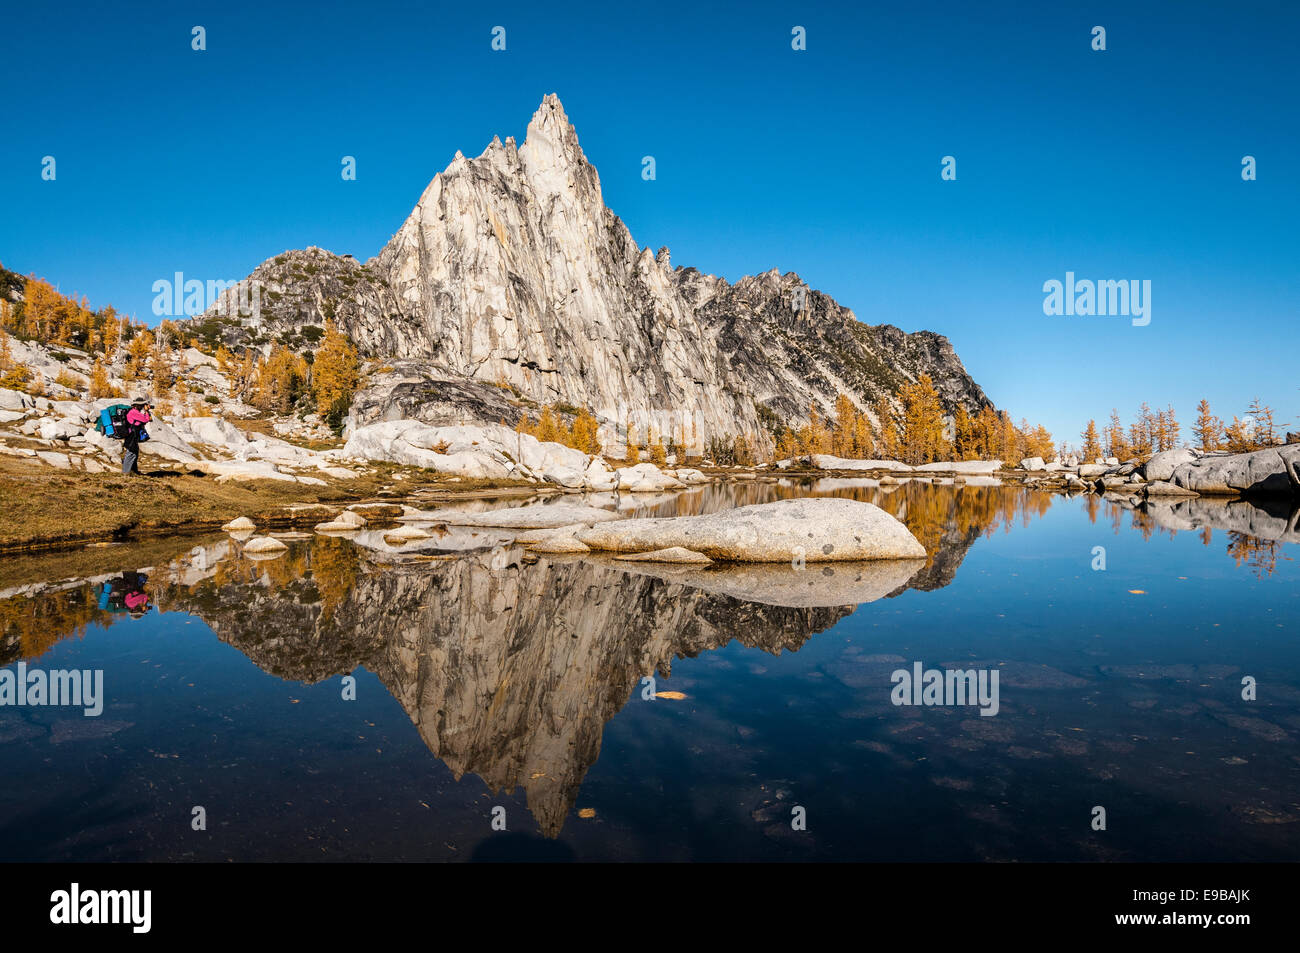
[{"left": 197, "top": 95, "right": 990, "bottom": 446}]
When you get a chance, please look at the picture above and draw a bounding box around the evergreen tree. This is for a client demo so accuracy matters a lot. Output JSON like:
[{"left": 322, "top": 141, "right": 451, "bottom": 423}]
[
  {"left": 832, "top": 393, "right": 857, "bottom": 457},
  {"left": 1223, "top": 415, "right": 1254, "bottom": 453},
  {"left": 89, "top": 359, "right": 113, "bottom": 398},
  {"left": 852, "top": 409, "right": 875, "bottom": 458},
  {"left": 898, "top": 374, "right": 947, "bottom": 464},
  {"left": 953, "top": 405, "right": 974, "bottom": 460},
  {"left": 311, "top": 319, "right": 360, "bottom": 418},
  {"left": 873, "top": 396, "right": 901, "bottom": 460},
  {"left": 570, "top": 409, "right": 602, "bottom": 454},
  {"left": 535, "top": 406, "right": 560, "bottom": 443},
  {"left": 1193, "top": 399, "right": 1222, "bottom": 451},
  {"left": 1245, "top": 398, "right": 1279, "bottom": 447},
  {"left": 732, "top": 432, "right": 754, "bottom": 466},
  {"left": 1081, "top": 419, "right": 1102, "bottom": 461},
  {"left": 1104, "top": 409, "right": 1129, "bottom": 460}
]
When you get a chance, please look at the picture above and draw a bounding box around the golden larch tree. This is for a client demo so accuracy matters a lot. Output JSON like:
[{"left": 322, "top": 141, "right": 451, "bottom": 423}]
[
  {"left": 1192, "top": 399, "right": 1221, "bottom": 451},
  {"left": 1080, "top": 419, "right": 1102, "bottom": 461},
  {"left": 310, "top": 320, "right": 360, "bottom": 416}
]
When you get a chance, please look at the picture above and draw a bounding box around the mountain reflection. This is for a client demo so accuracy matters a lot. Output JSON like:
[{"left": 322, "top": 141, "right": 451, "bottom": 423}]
[
  {"left": 1, "top": 483, "right": 1294, "bottom": 835},
  {"left": 157, "top": 539, "right": 857, "bottom": 837}
]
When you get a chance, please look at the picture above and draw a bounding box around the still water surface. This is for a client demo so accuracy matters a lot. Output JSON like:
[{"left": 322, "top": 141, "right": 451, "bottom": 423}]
[{"left": 2, "top": 480, "right": 1297, "bottom": 861}]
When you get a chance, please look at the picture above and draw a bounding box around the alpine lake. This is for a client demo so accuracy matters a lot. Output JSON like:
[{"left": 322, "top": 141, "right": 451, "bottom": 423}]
[{"left": 2, "top": 477, "right": 1297, "bottom": 862}]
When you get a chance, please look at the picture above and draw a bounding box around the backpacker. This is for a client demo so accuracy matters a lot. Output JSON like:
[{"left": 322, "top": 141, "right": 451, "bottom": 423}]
[{"left": 95, "top": 403, "right": 132, "bottom": 439}]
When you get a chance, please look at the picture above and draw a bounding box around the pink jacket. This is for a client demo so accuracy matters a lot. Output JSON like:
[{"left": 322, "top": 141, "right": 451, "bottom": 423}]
[{"left": 126, "top": 408, "right": 151, "bottom": 427}]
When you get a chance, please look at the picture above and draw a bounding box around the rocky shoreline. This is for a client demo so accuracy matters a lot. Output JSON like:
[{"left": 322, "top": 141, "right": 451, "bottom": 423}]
[
  {"left": 4, "top": 369, "right": 1298, "bottom": 558},
  {"left": 778, "top": 444, "right": 1300, "bottom": 501}
]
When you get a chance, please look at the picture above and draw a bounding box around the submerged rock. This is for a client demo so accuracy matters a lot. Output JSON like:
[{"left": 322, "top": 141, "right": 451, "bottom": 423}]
[
  {"left": 243, "top": 536, "right": 288, "bottom": 554},
  {"left": 525, "top": 535, "right": 591, "bottom": 554},
  {"left": 383, "top": 525, "right": 433, "bottom": 543},
  {"left": 398, "top": 502, "right": 621, "bottom": 529},
  {"left": 614, "top": 547, "right": 713, "bottom": 564},
  {"left": 334, "top": 509, "right": 368, "bottom": 527},
  {"left": 512, "top": 523, "right": 589, "bottom": 544},
  {"left": 577, "top": 498, "right": 926, "bottom": 562}
]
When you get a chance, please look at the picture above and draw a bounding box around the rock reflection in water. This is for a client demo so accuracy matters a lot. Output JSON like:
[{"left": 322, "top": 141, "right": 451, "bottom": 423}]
[
  {"left": 186, "top": 538, "right": 880, "bottom": 837},
  {"left": 5, "top": 534, "right": 878, "bottom": 837},
  {"left": 1, "top": 482, "right": 1295, "bottom": 844}
]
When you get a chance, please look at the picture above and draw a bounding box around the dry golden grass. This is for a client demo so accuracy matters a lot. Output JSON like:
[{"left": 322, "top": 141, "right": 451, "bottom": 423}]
[{"left": 0, "top": 455, "right": 534, "bottom": 553}]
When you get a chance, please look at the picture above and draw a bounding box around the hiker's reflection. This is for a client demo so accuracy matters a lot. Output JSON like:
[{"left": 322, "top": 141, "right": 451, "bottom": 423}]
[{"left": 99, "top": 571, "right": 152, "bottom": 619}]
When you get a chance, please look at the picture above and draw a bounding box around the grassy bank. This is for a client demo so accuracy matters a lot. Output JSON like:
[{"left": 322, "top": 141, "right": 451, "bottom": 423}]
[{"left": 0, "top": 456, "right": 538, "bottom": 554}]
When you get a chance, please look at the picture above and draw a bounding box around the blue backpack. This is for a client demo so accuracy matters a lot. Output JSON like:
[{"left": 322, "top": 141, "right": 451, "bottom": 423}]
[
  {"left": 95, "top": 404, "right": 130, "bottom": 438},
  {"left": 95, "top": 404, "right": 149, "bottom": 441}
]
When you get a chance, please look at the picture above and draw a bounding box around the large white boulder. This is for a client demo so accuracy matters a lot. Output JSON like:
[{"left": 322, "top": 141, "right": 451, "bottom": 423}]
[
  {"left": 615, "top": 462, "right": 685, "bottom": 491},
  {"left": 342, "top": 420, "right": 526, "bottom": 479},
  {"left": 673, "top": 468, "right": 710, "bottom": 484},
  {"left": 809, "top": 454, "right": 913, "bottom": 472},
  {"left": 1143, "top": 447, "right": 1199, "bottom": 483},
  {"left": 543, "top": 465, "right": 586, "bottom": 488},
  {"left": 1170, "top": 445, "right": 1300, "bottom": 497},
  {"left": 182, "top": 347, "right": 218, "bottom": 368},
  {"left": 141, "top": 421, "right": 198, "bottom": 455},
  {"left": 584, "top": 457, "right": 619, "bottom": 490},
  {"left": 179, "top": 416, "right": 250, "bottom": 450},
  {"left": 0, "top": 389, "right": 32, "bottom": 412},
  {"left": 577, "top": 497, "right": 926, "bottom": 562},
  {"left": 35, "top": 450, "right": 72, "bottom": 469},
  {"left": 240, "top": 435, "right": 316, "bottom": 467},
  {"left": 37, "top": 417, "right": 83, "bottom": 441},
  {"left": 195, "top": 459, "right": 297, "bottom": 483}
]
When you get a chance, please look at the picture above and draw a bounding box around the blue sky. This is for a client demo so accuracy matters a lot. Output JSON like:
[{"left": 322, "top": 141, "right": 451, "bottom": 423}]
[{"left": 2, "top": 0, "right": 1296, "bottom": 441}]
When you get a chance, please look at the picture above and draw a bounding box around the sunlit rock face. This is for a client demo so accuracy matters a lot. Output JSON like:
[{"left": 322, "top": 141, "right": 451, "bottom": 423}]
[
  {"left": 191, "top": 95, "right": 989, "bottom": 450},
  {"left": 576, "top": 498, "right": 927, "bottom": 562},
  {"left": 1170, "top": 445, "right": 1300, "bottom": 498}
]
